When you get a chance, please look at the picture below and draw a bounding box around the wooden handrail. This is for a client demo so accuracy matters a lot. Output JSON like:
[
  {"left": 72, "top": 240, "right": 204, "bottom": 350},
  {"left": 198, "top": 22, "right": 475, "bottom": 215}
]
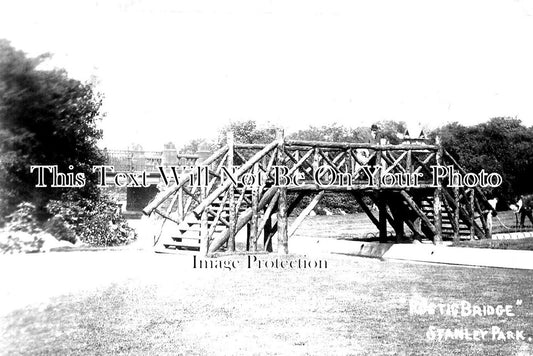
[
  {"left": 193, "top": 140, "right": 278, "bottom": 217},
  {"left": 142, "top": 145, "right": 229, "bottom": 215},
  {"left": 285, "top": 140, "right": 438, "bottom": 151}
]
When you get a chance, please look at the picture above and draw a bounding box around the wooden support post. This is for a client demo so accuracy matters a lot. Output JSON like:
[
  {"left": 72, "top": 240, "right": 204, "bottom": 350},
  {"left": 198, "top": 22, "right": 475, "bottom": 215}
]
[
  {"left": 400, "top": 190, "right": 437, "bottom": 236},
  {"left": 246, "top": 224, "right": 251, "bottom": 251},
  {"left": 433, "top": 188, "right": 442, "bottom": 244},
  {"left": 396, "top": 211, "right": 405, "bottom": 242},
  {"left": 486, "top": 209, "right": 493, "bottom": 239},
  {"left": 388, "top": 208, "right": 404, "bottom": 242},
  {"left": 177, "top": 188, "right": 184, "bottom": 221},
  {"left": 349, "top": 148, "right": 355, "bottom": 173},
  {"left": 264, "top": 214, "right": 273, "bottom": 252},
  {"left": 200, "top": 186, "right": 209, "bottom": 255},
  {"left": 165, "top": 191, "right": 178, "bottom": 218},
  {"left": 289, "top": 191, "right": 325, "bottom": 237},
  {"left": 433, "top": 136, "right": 443, "bottom": 244},
  {"left": 375, "top": 148, "right": 382, "bottom": 189},
  {"left": 227, "top": 131, "right": 236, "bottom": 252},
  {"left": 313, "top": 147, "right": 320, "bottom": 177},
  {"left": 367, "top": 193, "right": 403, "bottom": 240},
  {"left": 353, "top": 193, "right": 380, "bottom": 229},
  {"left": 387, "top": 197, "right": 405, "bottom": 242},
  {"left": 276, "top": 129, "right": 288, "bottom": 254},
  {"left": 406, "top": 149, "right": 412, "bottom": 175},
  {"left": 250, "top": 163, "right": 259, "bottom": 251},
  {"left": 378, "top": 193, "right": 388, "bottom": 243},
  {"left": 474, "top": 198, "right": 489, "bottom": 239},
  {"left": 256, "top": 190, "right": 280, "bottom": 245},
  {"left": 453, "top": 186, "right": 460, "bottom": 242},
  {"left": 469, "top": 189, "right": 475, "bottom": 240},
  {"left": 403, "top": 214, "right": 423, "bottom": 239}
]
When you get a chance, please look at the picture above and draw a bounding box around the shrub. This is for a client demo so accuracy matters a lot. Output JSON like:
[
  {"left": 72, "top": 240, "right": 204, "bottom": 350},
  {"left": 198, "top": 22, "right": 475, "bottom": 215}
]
[
  {"left": 43, "top": 214, "right": 78, "bottom": 244},
  {"left": 4, "top": 202, "right": 41, "bottom": 233},
  {"left": 0, "top": 202, "right": 44, "bottom": 253},
  {"left": 45, "top": 195, "right": 136, "bottom": 246}
]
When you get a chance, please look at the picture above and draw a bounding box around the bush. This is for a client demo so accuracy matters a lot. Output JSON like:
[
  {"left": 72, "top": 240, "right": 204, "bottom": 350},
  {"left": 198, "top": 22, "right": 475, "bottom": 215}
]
[
  {"left": 0, "top": 196, "right": 136, "bottom": 253},
  {"left": 43, "top": 214, "right": 78, "bottom": 244},
  {"left": 4, "top": 202, "right": 41, "bottom": 233},
  {"left": 0, "top": 202, "right": 44, "bottom": 253},
  {"left": 45, "top": 195, "right": 136, "bottom": 246}
]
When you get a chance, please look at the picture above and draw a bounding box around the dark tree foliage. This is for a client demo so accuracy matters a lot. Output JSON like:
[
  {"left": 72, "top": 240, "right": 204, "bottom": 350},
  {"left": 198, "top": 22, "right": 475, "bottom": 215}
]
[
  {"left": 375, "top": 120, "right": 407, "bottom": 144},
  {"left": 180, "top": 138, "right": 214, "bottom": 154},
  {"left": 0, "top": 40, "right": 105, "bottom": 222},
  {"left": 217, "top": 120, "right": 279, "bottom": 146},
  {"left": 289, "top": 122, "right": 366, "bottom": 142},
  {"left": 215, "top": 119, "right": 407, "bottom": 147},
  {"left": 289, "top": 120, "right": 406, "bottom": 144},
  {"left": 435, "top": 117, "right": 533, "bottom": 205}
]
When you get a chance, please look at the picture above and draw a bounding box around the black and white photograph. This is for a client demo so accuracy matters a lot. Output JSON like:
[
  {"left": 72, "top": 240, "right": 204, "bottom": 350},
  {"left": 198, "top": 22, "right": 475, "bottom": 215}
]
[{"left": 1, "top": 1, "right": 533, "bottom": 355}]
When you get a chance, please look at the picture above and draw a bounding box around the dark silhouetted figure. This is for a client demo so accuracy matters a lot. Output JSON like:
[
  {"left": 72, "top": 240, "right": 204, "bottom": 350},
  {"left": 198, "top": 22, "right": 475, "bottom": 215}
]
[{"left": 517, "top": 194, "right": 533, "bottom": 228}]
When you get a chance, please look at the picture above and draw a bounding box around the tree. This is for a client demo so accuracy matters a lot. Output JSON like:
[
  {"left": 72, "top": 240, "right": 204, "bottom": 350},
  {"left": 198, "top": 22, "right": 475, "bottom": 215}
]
[
  {"left": 0, "top": 40, "right": 105, "bottom": 222},
  {"left": 179, "top": 138, "right": 214, "bottom": 154},
  {"left": 289, "top": 121, "right": 407, "bottom": 144},
  {"left": 217, "top": 120, "right": 279, "bottom": 146},
  {"left": 374, "top": 120, "right": 407, "bottom": 144},
  {"left": 289, "top": 122, "right": 365, "bottom": 142},
  {"left": 435, "top": 117, "right": 533, "bottom": 204}
]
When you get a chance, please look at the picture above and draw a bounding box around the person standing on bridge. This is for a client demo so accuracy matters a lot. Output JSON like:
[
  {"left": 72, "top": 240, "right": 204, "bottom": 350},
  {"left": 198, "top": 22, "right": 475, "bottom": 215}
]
[
  {"left": 355, "top": 124, "right": 383, "bottom": 165},
  {"left": 370, "top": 124, "right": 384, "bottom": 145}
]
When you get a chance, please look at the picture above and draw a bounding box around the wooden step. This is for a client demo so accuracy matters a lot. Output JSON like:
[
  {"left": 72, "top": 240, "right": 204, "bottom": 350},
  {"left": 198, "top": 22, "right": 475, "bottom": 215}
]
[
  {"left": 170, "top": 236, "right": 201, "bottom": 245},
  {"left": 160, "top": 244, "right": 200, "bottom": 252},
  {"left": 180, "top": 225, "right": 225, "bottom": 233},
  {"left": 210, "top": 204, "right": 248, "bottom": 212},
  {"left": 155, "top": 245, "right": 199, "bottom": 253}
]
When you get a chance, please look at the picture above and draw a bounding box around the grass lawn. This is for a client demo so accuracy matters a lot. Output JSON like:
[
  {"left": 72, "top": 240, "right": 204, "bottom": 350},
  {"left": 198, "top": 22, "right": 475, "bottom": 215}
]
[{"left": 1, "top": 250, "right": 533, "bottom": 355}]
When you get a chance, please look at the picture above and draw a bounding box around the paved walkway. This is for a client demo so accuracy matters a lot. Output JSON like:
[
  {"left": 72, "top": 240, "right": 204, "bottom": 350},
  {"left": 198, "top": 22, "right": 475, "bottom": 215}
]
[{"left": 291, "top": 237, "right": 533, "bottom": 270}]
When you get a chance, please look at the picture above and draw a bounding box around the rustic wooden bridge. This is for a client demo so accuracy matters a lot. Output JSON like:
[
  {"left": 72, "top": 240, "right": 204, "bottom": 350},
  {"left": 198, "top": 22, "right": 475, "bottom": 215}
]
[{"left": 143, "top": 131, "right": 495, "bottom": 255}]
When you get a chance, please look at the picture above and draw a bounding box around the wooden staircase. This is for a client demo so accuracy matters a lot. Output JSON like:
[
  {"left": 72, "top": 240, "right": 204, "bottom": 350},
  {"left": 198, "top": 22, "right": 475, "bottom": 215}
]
[
  {"left": 155, "top": 184, "right": 255, "bottom": 253},
  {"left": 419, "top": 195, "right": 471, "bottom": 238}
]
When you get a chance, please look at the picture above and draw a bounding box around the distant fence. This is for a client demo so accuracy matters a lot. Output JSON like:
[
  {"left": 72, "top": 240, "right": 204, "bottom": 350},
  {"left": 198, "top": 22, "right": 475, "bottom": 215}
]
[{"left": 104, "top": 150, "right": 199, "bottom": 172}]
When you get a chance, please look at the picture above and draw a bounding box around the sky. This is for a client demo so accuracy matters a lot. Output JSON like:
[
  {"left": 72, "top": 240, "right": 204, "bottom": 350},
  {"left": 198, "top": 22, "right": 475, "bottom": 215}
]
[{"left": 1, "top": 0, "right": 533, "bottom": 150}]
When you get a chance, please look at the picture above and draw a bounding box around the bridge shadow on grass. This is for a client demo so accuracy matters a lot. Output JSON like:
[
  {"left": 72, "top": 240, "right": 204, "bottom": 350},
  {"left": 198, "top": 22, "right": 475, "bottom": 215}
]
[
  {"left": 290, "top": 214, "right": 380, "bottom": 241},
  {"left": 1, "top": 252, "right": 532, "bottom": 355}
]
